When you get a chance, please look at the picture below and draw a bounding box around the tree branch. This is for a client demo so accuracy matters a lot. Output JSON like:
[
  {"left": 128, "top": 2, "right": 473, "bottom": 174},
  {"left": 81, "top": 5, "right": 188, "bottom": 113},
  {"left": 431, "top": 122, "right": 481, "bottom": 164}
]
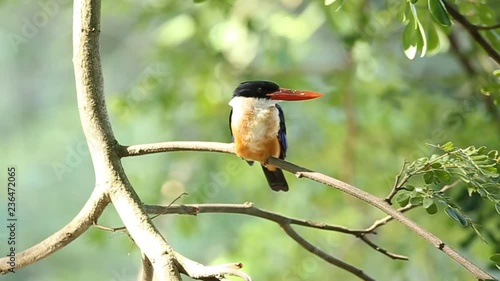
[
  {"left": 73, "top": 1, "right": 181, "bottom": 280},
  {"left": 144, "top": 203, "right": 407, "bottom": 261},
  {"left": 471, "top": 23, "right": 500, "bottom": 30},
  {"left": 281, "top": 224, "right": 375, "bottom": 281},
  {"left": 121, "top": 141, "right": 494, "bottom": 280},
  {"left": 443, "top": 0, "right": 500, "bottom": 64},
  {"left": 174, "top": 252, "right": 252, "bottom": 281},
  {"left": 448, "top": 31, "right": 500, "bottom": 128}
]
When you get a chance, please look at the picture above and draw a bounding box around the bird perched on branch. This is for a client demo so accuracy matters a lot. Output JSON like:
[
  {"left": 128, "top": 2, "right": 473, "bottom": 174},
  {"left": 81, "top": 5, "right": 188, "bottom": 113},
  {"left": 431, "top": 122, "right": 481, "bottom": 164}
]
[{"left": 229, "top": 81, "right": 323, "bottom": 192}]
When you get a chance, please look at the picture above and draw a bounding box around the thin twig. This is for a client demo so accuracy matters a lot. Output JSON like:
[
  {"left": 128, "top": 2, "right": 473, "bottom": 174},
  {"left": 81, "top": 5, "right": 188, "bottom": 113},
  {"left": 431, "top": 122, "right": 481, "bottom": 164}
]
[
  {"left": 281, "top": 224, "right": 375, "bottom": 281},
  {"left": 145, "top": 203, "right": 365, "bottom": 234},
  {"left": 94, "top": 192, "right": 191, "bottom": 232},
  {"left": 366, "top": 180, "right": 462, "bottom": 233},
  {"left": 471, "top": 23, "right": 500, "bottom": 30},
  {"left": 150, "top": 192, "right": 189, "bottom": 220},
  {"left": 385, "top": 161, "right": 408, "bottom": 204},
  {"left": 448, "top": 31, "right": 500, "bottom": 128},
  {"left": 358, "top": 235, "right": 409, "bottom": 260},
  {"left": 443, "top": 0, "right": 500, "bottom": 64},
  {"left": 364, "top": 204, "right": 416, "bottom": 233},
  {"left": 145, "top": 203, "right": 407, "bottom": 260}
]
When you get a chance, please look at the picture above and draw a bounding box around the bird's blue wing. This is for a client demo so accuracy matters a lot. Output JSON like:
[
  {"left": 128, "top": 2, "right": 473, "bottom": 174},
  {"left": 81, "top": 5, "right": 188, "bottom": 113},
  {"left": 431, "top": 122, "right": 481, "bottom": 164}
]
[
  {"left": 229, "top": 108, "right": 234, "bottom": 141},
  {"left": 276, "top": 104, "right": 287, "bottom": 159}
]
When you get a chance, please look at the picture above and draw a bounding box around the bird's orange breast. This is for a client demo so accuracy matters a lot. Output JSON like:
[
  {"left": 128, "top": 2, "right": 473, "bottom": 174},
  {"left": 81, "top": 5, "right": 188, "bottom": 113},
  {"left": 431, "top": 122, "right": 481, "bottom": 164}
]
[{"left": 231, "top": 102, "right": 281, "bottom": 164}]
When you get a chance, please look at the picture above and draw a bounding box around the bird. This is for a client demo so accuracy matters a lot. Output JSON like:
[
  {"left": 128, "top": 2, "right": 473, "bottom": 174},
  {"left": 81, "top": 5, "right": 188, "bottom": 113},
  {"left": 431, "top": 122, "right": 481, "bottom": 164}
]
[{"left": 228, "top": 81, "right": 323, "bottom": 192}]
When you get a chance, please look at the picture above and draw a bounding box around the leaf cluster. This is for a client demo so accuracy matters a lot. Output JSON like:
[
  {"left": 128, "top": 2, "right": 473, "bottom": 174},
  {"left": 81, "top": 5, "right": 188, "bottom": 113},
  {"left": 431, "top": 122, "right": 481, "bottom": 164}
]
[{"left": 396, "top": 142, "right": 499, "bottom": 233}]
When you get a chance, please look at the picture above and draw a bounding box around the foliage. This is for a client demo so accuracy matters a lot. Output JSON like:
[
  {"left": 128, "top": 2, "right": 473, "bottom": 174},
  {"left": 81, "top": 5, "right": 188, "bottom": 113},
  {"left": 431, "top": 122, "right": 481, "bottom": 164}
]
[{"left": 395, "top": 142, "right": 499, "bottom": 234}]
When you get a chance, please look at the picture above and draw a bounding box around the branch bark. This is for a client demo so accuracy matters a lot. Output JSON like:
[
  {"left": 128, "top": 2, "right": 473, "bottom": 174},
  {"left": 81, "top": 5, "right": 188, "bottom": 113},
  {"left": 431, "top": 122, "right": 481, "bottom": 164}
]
[
  {"left": 121, "top": 141, "right": 495, "bottom": 281},
  {"left": 144, "top": 203, "right": 408, "bottom": 260},
  {"left": 443, "top": 0, "right": 500, "bottom": 64},
  {"left": 72, "top": 1, "right": 180, "bottom": 280}
]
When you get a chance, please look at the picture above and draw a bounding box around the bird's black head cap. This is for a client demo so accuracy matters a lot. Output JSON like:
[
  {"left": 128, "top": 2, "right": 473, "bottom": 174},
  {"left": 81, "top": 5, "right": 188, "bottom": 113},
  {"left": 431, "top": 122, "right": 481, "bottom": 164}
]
[{"left": 233, "top": 81, "right": 279, "bottom": 99}]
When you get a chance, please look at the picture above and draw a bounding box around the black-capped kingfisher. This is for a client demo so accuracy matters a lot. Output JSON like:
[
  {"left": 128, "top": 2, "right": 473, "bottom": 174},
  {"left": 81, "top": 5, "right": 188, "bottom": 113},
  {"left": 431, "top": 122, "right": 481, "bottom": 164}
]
[{"left": 229, "top": 81, "right": 323, "bottom": 192}]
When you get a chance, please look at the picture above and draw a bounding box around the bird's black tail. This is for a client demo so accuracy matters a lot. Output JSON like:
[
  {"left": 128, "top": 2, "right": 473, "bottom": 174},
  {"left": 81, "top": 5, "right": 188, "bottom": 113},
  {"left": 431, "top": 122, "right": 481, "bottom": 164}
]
[{"left": 261, "top": 165, "right": 289, "bottom": 192}]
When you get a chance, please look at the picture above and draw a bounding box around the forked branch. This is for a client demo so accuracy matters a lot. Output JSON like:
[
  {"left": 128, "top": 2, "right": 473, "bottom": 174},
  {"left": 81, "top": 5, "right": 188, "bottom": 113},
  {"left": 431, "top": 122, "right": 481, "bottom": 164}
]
[{"left": 121, "top": 141, "right": 494, "bottom": 281}]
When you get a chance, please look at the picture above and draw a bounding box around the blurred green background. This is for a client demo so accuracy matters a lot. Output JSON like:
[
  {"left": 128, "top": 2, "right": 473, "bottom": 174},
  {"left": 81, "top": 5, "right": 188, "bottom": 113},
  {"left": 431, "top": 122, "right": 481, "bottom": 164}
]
[{"left": 0, "top": 0, "right": 498, "bottom": 280}]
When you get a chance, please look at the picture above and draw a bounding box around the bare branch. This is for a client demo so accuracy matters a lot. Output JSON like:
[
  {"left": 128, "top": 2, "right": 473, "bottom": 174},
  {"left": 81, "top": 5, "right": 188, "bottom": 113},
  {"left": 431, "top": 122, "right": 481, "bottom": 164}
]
[
  {"left": 120, "top": 141, "right": 234, "bottom": 157},
  {"left": 0, "top": 187, "right": 109, "bottom": 274},
  {"left": 145, "top": 203, "right": 407, "bottom": 261},
  {"left": 73, "top": 1, "right": 181, "bottom": 280},
  {"left": 385, "top": 160, "right": 408, "bottom": 204},
  {"left": 358, "top": 235, "right": 409, "bottom": 260},
  {"left": 174, "top": 252, "right": 252, "bottom": 281},
  {"left": 448, "top": 31, "right": 500, "bottom": 128},
  {"left": 471, "top": 23, "right": 500, "bottom": 30},
  {"left": 281, "top": 224, "right": 375, "bottom": 281},
  {"left": 145, "top": 202, "right": 364, "bottom": 234},
  {"left": 121, "top": 141, "right": 494, "bottom": 280},
  {"left": 443, "top": 0, "right": 500, "bottom": 64}
]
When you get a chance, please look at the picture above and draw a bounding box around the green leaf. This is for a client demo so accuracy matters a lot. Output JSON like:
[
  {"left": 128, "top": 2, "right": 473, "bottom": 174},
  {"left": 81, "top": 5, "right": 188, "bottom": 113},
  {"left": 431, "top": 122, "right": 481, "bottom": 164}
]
[
  {"left": 424, "top": 171, "right": 434, "bottom": 184},
  {"left": 397, "top": 191, "right": 411, "bottom": 206},
  {"left": 490, "top": 253, "right": 500, "bottom": 265},
  {"left": 410, "top": 196, "right": 423, "bottom": 206},
  {"left": 426, "top": 22, "right": 441, "bottom": 55},
  {"left": 428, "top": 0, "right": 451, "bottom": 26},
  {"left": 441, "top": 141, "right": 454, "bottom": 151},
  {"left": 403, "top": 21, "right": 418, "bottom": 60},
  {"left": 487, "top": 150, "right": 498, "bottom": 159},
  {"left": 425, "top": 202, "right": 438, "bottom": 214},
  {"left": 405, "top": 185, "right": 415, "bottom": 191},
  {"left": 423, "top": 197, "right": 434, "bottom": 208},
  {"left": 325, "top": 0, "right": 345, "bottom": 10},
  {"left": 445, "top": 207, "right": 468, "bottom": 226},
  {"left": 434, "top": 170, "right": 451, "bottom": 182},
  {"left": 495, "top": 203, "right": 500, "bottom": 215},
  {"left": 414, "top": 15, "right": 428, "bottom": 58},
  {"left": 431, "top": 162, "right": 442, "bottom": 168}
]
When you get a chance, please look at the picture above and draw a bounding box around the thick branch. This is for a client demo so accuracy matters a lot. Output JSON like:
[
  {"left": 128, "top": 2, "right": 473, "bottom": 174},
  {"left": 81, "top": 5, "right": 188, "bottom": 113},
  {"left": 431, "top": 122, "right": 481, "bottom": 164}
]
[
  {"left": 122, "top": 141, "right": 494, "bottom": 280},
  {"left": 443, "top": 0, "right": 500, "bottom": 64},
  {"left": 73, "top": 1, "right": 181, "bottom": 280}
]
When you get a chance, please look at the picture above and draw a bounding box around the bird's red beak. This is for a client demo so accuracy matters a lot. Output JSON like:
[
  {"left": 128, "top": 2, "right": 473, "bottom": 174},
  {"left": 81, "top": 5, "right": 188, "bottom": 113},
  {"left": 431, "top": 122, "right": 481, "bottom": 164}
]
[{"left": 267, "top": 88, "right": 323, "bottom": 101}]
